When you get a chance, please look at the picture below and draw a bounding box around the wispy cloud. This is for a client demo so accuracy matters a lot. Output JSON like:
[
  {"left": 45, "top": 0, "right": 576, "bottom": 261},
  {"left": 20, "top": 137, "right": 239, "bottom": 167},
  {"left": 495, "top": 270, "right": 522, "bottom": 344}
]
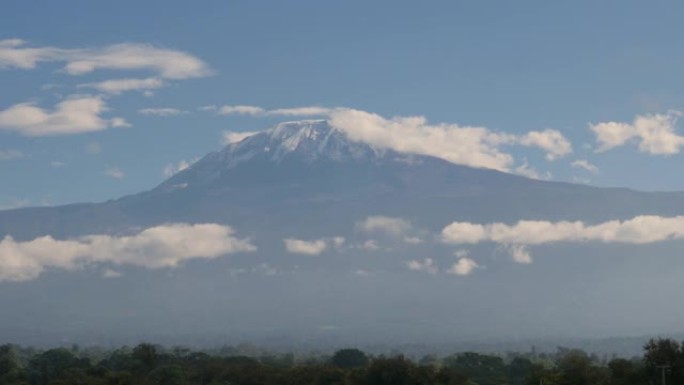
[
  {"left": 85, "top": 141, "right": 101, "bottom": 155},
  {"left": 0, "top": 198, "right": 30, "bottom": 211},
  {"left": 355, "top": 216, "right": 423, "bottom": 244},
  {"left": 514, "top": 159, "right": 551, "bottom": 180},
  {"left": 0, "top": 96, "right": 129, "bottom": 136},
  {"left": 0, "top": 39, "right": 212, "bottom": 79},
  {"left": 356, "top": 216, "right": 412, "bottom": 238},
  {"left": 139, "top": 107, "right": 188, "bottom": 116},
  {"left": 407, "top": 258, "right": 438, "bottom": 275},
  {"left": 0, "top": 149, "right": 24, "bottom": 160},
  {"left": 105, "top": 167, "right": 125, "bottom": 180},
  {"left": 268, "top": 106, "right": 331, "bottom": 116},
  {"left": 218, "top": 105, "right": 265, "bottom": 116},
  {"left": 163, "top": 159, "right": 195, "bottom": 177},
  {"left": 0, "top": 223, "right": 256, "bottom": 282},
  {"left": 102, "top": 268, "right": 123, "bottom": 278},
  {"left": 571, "top": 159, "right": 599, "bottom": 174},
  {"left": 80, "top": 77, "right": 164, "bottom": 95},
  {"left": 222, "top": 131, "right": 259, "bottom": 145},
  {"left": 213, "top": 105, "right": 330, "bottom": 117}
]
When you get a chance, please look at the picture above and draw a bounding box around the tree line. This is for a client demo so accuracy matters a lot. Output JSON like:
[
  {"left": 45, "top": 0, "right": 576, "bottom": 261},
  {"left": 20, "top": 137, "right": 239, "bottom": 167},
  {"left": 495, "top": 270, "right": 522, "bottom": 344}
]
[{"left": 0, "top": 337, "right": 682, "bottom": 385}]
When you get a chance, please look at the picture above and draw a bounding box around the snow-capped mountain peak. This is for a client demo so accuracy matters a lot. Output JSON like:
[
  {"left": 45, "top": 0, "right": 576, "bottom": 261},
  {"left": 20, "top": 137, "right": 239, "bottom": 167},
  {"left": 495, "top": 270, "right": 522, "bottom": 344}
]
[
  {"left": 219, "top": 120, "right": 383, "bottom": 166},
  {"left": 157, "top": 120, "right": 387, "bottom": 190}
]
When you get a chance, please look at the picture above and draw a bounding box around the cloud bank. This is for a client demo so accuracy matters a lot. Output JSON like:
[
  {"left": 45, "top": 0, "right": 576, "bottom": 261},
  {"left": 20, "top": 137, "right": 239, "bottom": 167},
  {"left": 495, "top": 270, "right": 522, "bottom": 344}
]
[
  {"left": 441, "top": 215, "right": 684, "bottom": 262},
  {"left": 329, "top": 109, "right": 572, "bottom": 171},
  {"left": 0, "top": 223, "right": 256, "bottom": 282}
]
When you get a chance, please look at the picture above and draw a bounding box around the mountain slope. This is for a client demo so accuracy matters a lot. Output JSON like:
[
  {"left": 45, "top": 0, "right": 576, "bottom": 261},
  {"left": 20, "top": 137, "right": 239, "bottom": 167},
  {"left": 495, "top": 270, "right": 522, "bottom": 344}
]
[
  {"left": 4, "top": 120, "right": 684, "bottom": 239},
  {"left": 2, "top": 120, "right": 684, "bottom": 346}
]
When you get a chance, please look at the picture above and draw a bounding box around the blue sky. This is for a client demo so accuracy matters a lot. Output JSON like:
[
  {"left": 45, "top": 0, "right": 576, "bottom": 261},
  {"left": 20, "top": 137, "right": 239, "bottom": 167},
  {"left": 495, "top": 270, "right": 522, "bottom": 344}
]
[{"left": 3, "top": 0, "right": 684, "bottom": 209}]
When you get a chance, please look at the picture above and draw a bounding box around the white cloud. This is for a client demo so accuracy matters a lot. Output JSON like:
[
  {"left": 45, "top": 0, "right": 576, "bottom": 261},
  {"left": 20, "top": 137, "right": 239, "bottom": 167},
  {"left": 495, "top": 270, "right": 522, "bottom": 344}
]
[
  {"left": 514, "top": 159, "right": 551, "bottom": 180},
  {"left": 268, "top": 106, "right": 332, "bottom": 117},
  {"left": 50, "top": 161, "right": 66, "bottom": 167},
  {"left": 407, "top": 258, "right": 438, "bottom": 275},
  {"left": 590, "top": 112, "right": 684, "bottom": 154},
  {"left": 0, "top": 40, "right": 211, "bottom": 79},
  {"left": 356, "top": 216, "right": 412, "bottom": 238},
  {"left": 213, "top": 105, "right": 330, "bottom": 117},
  {"left": 253, "top": 263, "right": 278, "bottom": 276},
  {"left": 332, "top": 236, "right": 346, "bottom": 248},
  {"left": 102, "top": 268, "right": 122, "bottom": 278},
  {"left": 571, "top": 159, "right": 599, "bottom": 174},
  {"left": 0, "top": 39, "right": 61, "bottom": 69},
  {"left": 454, "top": 249, "right": 469, "bottom": 258},
  {"left": 0, "top": 149, "right": 24, "bottom": 160},
  {"left": 402, "top": 236, "right": 423, "bottom": 244},
  {"left": 209, "top": 104, "right": 574, "bottom": 170},
  {"left": 0, "top": 223, "right": 256, "bottom": 282},
  {"left": 360, "top": 239, "right": 380, "bottom": 251},
  {"left": 110, "top": 117, "right": 130, "bottom": 128},
  {"left": 139, "top": 107, "right": 187, "bottom": 116},
  {"left": 163, "top": 159, "right": 194, "bottom": 177},
  {"left": 518, "top": 129, "right": 573, "bottom": 160},
  {"left": 222, "top": 131, "right": 258, "bottom": 145},
  {"left": 218, "top": 105, "right": 265, "bottom": 116},
  {"left": 0, "top": 96, "right": 128, "bottom": 136},
  {"left": 446, "top": 257, "right": 479, "bottom": 276},
  {"left": 329, "top": 109, "right": 572, "bottom": 171},
  {"left": 508, "top": 244, "right": 533, "bottom": 264},
  {"left": 283, "top": 238, "right": 328, "bottom": 255},
  {"left": 441, "top": 215, "right": 684, "bottom": 262},
  {"left": 105, "top": 167, "right": 124, "bottom": 180},
  {"left": 80, "top": 77, "right": 164, "bottom": 94}
]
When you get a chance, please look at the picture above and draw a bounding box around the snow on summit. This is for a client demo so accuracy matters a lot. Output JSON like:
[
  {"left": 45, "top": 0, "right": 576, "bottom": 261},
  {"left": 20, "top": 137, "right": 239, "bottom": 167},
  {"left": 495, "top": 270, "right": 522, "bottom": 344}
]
[{"left": 219, "top": 120, "right": 384, "bottom": 166}]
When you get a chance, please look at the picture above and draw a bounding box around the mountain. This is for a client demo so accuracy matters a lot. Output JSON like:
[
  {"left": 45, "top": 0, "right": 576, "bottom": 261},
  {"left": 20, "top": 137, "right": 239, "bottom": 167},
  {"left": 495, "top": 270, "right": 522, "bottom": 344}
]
[{"left": 1, "top": 120, "right": 684, "bottom": 347}]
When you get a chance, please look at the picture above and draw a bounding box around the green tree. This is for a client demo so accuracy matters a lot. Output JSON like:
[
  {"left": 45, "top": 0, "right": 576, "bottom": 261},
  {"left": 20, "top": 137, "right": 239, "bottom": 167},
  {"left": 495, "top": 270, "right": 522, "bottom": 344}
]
[
  {"left": 27, "top": 348, "right": 87, "bottom": 385},
  {"left": 607, "top": 358, "right": 644, "bottom": 385},
  {"left": 643, "top": 338, "right": 684, "bottom": 385},
  {"left": 444, "top": 352, "right": 507, "bottom": 385},
  {"left": 132, "top": 343, "right": 158, "bottom": 372},
  {"left": 365, "top": 356, "right": 414, "bottom": 385},
  {"left": 556, "top": 349, "right": 608, "bottom": 385},
  {"left": 331, "top": 349, "right": 369, "bottom": 369},
  {"left": 509, "top": 357, "right": 534, "bottom": 385},
  {"left": 0, "top": 344, "right": 25, "bottom": 385}
]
